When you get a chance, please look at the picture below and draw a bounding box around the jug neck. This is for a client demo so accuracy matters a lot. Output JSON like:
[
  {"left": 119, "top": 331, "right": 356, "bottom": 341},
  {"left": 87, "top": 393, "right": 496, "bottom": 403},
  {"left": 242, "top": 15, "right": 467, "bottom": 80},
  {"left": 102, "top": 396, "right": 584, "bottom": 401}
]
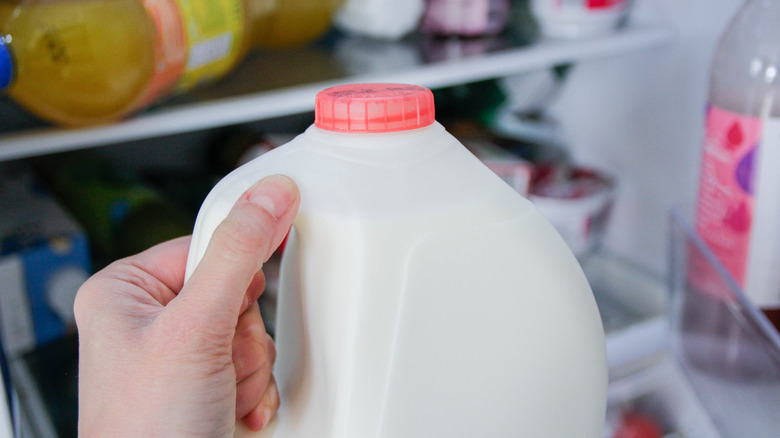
[
  {"left": 304, "top": 121, "right": 446, "bottom": 150},
  {"left": 298, "top": 122, "right": 453, "bottom": 169}
]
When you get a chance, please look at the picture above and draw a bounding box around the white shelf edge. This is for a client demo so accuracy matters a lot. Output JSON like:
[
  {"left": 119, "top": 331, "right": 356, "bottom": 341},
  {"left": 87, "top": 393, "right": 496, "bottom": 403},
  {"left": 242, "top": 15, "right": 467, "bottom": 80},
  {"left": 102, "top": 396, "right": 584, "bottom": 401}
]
[
  {"left": 0, "top": 23, "right": 674, "bottom": 161},
  {"left": 583, "top": 250, "right": 671, "bottom": 370},
  {"left": 606, "top": 316, "right": 668, "bottom": 371}
]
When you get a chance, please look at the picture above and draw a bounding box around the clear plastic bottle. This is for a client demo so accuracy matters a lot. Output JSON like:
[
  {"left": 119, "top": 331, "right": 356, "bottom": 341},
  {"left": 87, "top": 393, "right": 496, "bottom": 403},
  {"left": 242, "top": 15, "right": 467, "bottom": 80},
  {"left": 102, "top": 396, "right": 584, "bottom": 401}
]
[
  {"left": 684, "top": 0, "right": 780, "bottom": 380},
  {"left": 693, "top": 0, "right": 780, "bottom": 330},
  {"left": 0, "top": 0, "right": 272, "bottom": 127}
]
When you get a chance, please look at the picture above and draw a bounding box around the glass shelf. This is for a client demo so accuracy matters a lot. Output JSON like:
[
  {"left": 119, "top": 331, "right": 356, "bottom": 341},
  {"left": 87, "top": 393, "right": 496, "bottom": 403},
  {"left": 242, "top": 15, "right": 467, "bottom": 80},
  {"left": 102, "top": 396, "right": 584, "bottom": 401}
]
[{"left": 0, "top": 22, "right": 673, "bottom": 162}]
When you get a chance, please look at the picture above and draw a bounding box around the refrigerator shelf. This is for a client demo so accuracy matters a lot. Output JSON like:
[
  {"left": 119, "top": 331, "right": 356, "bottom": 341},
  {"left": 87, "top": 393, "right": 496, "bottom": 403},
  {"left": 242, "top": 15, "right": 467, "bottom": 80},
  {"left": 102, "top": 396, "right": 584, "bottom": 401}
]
[{"left": 0, "top": 22, "right": 674, "bottom": 162}]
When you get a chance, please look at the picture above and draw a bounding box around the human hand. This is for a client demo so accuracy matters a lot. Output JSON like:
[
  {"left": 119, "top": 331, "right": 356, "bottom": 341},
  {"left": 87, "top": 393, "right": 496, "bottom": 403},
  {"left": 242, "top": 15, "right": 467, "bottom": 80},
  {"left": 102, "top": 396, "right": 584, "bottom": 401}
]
[{"left": 75, "top": 175, "right": 300, "bottom": 437}]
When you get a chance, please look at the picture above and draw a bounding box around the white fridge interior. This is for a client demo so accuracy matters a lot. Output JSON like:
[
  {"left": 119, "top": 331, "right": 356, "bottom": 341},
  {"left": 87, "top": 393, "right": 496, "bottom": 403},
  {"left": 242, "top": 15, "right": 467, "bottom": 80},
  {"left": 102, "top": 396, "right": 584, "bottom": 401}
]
[{"left": 548, "top": 0, "right": 743, "bottom": 275}]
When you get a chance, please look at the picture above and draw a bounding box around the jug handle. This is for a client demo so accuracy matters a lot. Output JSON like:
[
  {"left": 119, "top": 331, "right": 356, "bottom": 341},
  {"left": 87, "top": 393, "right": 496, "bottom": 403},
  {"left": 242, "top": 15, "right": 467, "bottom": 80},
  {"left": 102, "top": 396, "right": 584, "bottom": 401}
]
[{"left": 184, "top": 165, "right": 286, "bottom": 283}]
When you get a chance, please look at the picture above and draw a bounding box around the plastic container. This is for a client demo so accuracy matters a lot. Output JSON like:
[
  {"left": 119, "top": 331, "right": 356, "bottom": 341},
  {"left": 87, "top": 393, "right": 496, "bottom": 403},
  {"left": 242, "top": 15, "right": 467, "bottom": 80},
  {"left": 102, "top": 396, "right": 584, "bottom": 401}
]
[
  {"left": 420, "top": 0, "right": 511, "bottom": 37},
  {"left": 335, "top": 0, "right": 424, "bottom": 41},
  {"left": 0, "top": 0, "right": 269, "bottom": 127},
  {"left": 529, "top": 163, "right": 615, "bottom": 259},
  {"left": 691, "top": 0, "right": 780, "bottom": 331},
  {"left": 185, "top": 83, "right": 607, "bottom": 438},
  {"left": 530, "top": 0, "right": 629, "bottom": 39}
]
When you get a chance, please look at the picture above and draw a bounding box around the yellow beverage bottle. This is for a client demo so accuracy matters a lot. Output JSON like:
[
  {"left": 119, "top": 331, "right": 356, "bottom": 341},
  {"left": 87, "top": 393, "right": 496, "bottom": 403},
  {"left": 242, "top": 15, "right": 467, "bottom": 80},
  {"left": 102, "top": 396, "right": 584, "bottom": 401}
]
[
  {"left": 0, "top": 0, "right": 157, "bottom": 126},
  {"left": 0, "top": 0, "right": 272, "bottom": 127},
  {"left": 252, "top": 0, "right": 343, "bottom": 48}
]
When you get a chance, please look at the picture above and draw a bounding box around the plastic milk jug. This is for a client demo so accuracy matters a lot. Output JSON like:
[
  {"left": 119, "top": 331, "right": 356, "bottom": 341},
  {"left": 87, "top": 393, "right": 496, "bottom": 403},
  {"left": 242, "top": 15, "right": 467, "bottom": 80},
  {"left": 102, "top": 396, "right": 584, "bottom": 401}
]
[{"left": 185, "top": 84, "right": 607, "bottom": 438}]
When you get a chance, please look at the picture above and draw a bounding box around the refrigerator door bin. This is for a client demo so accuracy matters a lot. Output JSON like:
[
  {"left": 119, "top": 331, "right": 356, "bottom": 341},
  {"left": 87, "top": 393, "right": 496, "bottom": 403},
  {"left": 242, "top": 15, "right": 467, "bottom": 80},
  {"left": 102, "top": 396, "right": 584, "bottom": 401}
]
[{"left": 668, "top": 210, "right": 780, "bottom": 438}]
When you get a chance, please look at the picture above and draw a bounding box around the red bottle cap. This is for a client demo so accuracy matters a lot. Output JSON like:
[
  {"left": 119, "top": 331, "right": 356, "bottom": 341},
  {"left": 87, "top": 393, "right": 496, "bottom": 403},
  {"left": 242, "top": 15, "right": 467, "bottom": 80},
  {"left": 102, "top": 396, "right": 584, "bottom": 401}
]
[{"left": 315, "top": 84, "right": 435, "bottom": 133}]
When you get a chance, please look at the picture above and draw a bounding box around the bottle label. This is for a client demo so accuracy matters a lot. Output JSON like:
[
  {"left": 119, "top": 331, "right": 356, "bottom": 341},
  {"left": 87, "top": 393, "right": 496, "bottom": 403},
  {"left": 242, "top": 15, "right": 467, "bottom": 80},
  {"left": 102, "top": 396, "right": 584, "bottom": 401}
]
[
  {"left": 137, "top": 0, "right": 188, "bottom": 108},
  {"left": 175, "top": 0, "right": 245, "bottom": 91},
  {"left": 693, "top": 104, "right": 780, "bottom": 307},
  {"left": 553, "top": 0, "right": 627, "bottom": 12},
  {"left": 585, "top": 0, "right": 625, "bottom": 10},
  {"left": 137, "top": 0, "right": 244, "bottom": 107}
]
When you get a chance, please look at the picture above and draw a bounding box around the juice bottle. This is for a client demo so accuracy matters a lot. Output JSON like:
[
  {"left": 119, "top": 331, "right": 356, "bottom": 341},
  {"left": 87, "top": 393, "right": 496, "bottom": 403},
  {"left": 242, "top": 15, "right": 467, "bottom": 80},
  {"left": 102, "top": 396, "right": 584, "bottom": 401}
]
[
  {"left": 252, "top": 0, "right": 343, "bottom": 48},
  {"left": 0, "top": 0, "right": 273, "bottom": 127},
  {"left": 186, "top": 83, "right": 607, "bottom": 438},
  {"left": 0, "top": 0, "right": 157, "bottom": 126}
]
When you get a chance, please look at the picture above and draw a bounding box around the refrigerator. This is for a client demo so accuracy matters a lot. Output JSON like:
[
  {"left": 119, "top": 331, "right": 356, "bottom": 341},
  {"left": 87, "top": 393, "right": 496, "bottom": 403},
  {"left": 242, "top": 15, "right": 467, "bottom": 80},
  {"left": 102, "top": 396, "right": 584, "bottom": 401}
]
[{"left": 0, "top": 0, "right": 779, "bottom": 436}]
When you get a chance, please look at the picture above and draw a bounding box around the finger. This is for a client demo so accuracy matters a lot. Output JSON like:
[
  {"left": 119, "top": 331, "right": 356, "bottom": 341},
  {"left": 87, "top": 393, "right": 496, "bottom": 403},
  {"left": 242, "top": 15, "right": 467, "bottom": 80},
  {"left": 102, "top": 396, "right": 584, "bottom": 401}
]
[
  {"left": 178, "top": 175, "right": 299, "bottom": 323},
  {"left": 239, "top": 270, "right": 267, "bottom": 315},
  {"left": 241, "top": 375, "right": 280, "bottom": 431},
  {"left": 82, "top": 236, "right": 192, "bottom": 307},
  {"left": 232, "top": 302, "right": 274, "bottom": 382},
  {"left": 125, "top": 236, "right": 192, "bottom": 295},
  {"left": 74, "top": 236, "right": 194, "bottom": 328},
  {"left": 235, "top": 356, "right": 276, "bottom": 421}
]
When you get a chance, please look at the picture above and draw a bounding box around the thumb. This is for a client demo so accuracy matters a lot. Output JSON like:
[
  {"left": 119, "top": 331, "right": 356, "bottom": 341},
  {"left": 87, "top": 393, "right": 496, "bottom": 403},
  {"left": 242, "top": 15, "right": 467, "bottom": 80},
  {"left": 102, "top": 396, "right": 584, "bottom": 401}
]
[{"left": 177, "top": 175, "right": 299, "bottom": 327}]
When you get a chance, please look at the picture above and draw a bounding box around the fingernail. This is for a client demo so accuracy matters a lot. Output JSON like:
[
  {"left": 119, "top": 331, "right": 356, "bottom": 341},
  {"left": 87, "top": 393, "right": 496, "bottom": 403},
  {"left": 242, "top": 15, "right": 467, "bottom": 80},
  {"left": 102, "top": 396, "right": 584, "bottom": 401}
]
[
  {"left": 261, "top": 380, "right": 279, "bottom": 428},
  {"left": 261, "top": 407, "right": 276, "bottom": 430},
  {"left": 240, "top": 294, "right": 250, "bottom": 314},
  {"left": 245, "top": 175, "right": 298, "bottom": 219}
]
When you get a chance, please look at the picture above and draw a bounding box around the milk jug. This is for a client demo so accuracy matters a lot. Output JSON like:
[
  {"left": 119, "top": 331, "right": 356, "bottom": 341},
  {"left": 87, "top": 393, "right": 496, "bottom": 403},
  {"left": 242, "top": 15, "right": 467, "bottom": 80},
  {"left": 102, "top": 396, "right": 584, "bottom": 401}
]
[{"left": 185, "top": 84, "right": 607, "bottom": 437}]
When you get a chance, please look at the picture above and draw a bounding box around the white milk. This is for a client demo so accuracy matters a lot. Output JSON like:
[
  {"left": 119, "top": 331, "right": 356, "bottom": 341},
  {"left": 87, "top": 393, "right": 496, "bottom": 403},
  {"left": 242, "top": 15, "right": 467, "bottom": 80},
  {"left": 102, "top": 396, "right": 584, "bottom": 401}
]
[{"left": 185, "top": 84, "right": 607, "bottom": 438}]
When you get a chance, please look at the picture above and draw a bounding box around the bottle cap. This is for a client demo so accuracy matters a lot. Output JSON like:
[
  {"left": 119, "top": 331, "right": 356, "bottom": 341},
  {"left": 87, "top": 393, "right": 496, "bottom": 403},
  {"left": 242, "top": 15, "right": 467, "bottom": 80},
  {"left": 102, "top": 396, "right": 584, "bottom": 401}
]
[
  {"left": 315, "top": 83, "right": 435, "bottom": 133},
  {"left": 0, "top": 40, "right": 12, "bottom": 90}
]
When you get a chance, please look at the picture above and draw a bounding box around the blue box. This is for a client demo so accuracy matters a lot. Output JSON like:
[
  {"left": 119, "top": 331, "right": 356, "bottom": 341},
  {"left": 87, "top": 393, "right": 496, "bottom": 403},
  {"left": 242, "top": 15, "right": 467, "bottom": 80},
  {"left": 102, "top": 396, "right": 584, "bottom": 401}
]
[{"left": 0, "top": 164, "right": 91, "bottom": 357}]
